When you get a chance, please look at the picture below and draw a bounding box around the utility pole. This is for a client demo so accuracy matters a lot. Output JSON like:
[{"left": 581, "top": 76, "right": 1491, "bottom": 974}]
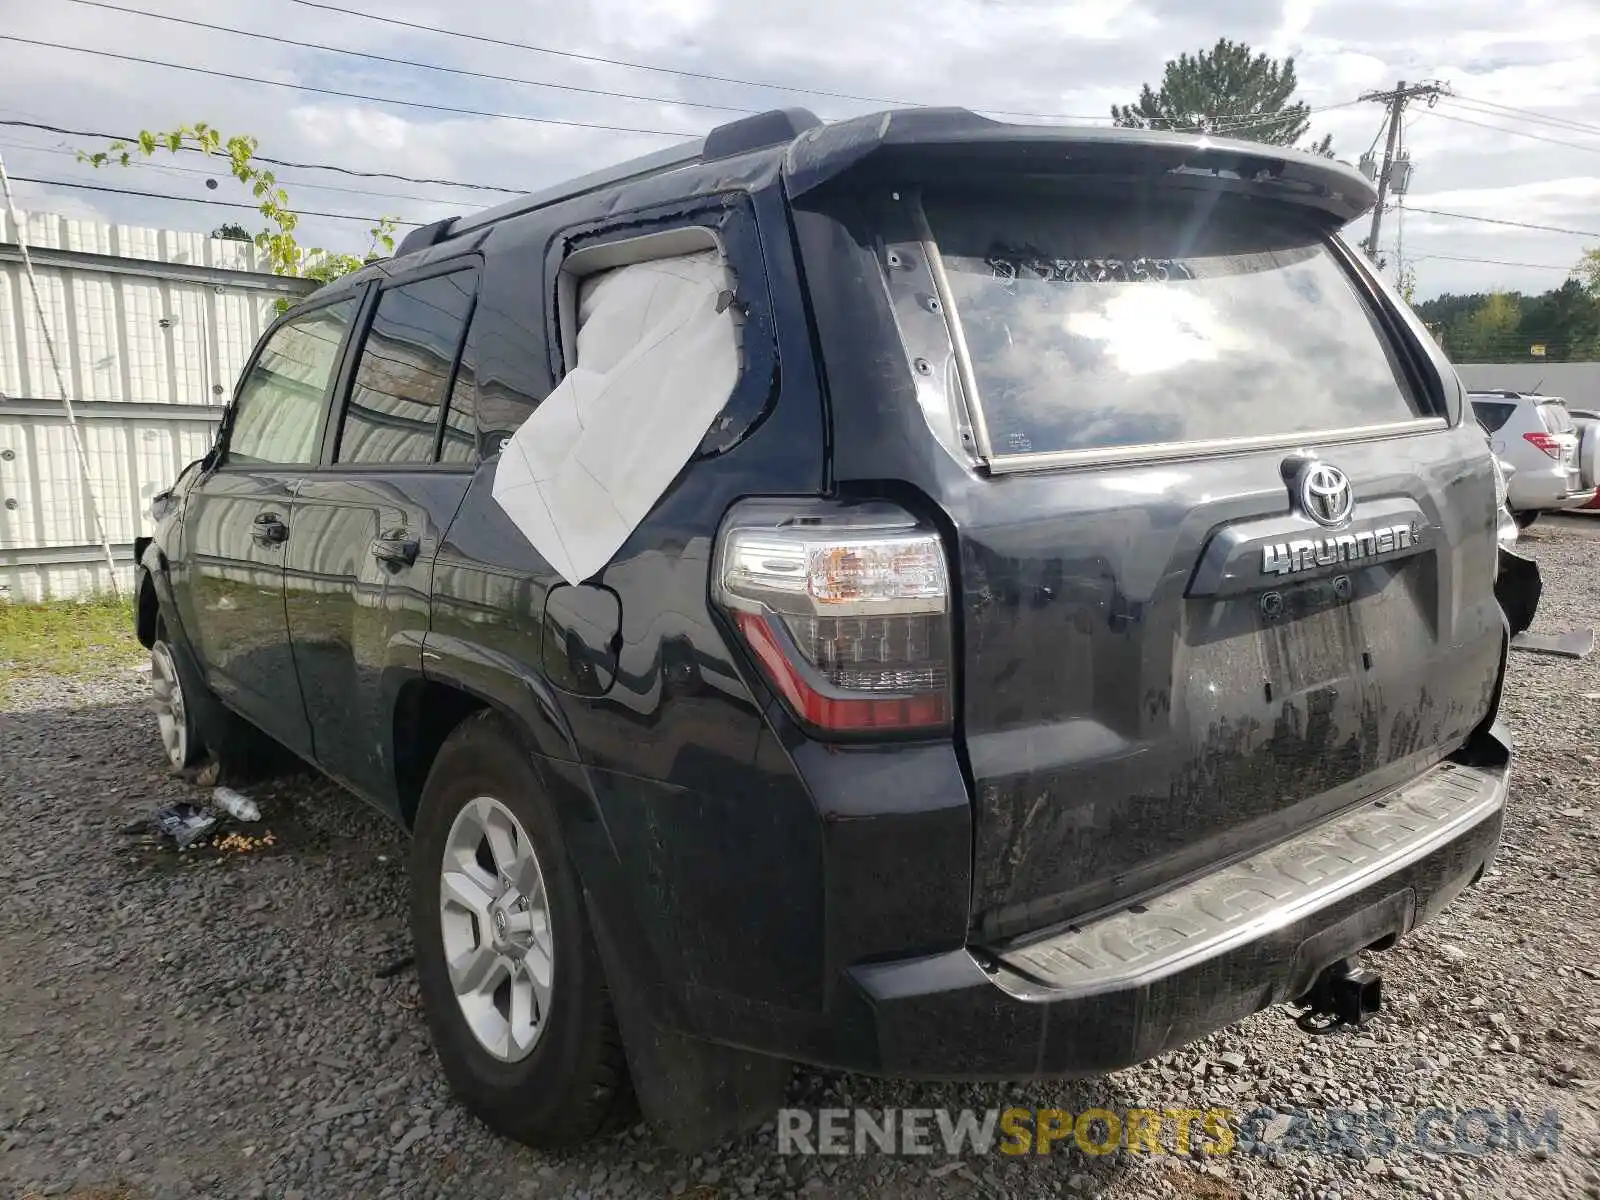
[{"left": 1359, "top": 80, "right": 1449, "bottom": 263}]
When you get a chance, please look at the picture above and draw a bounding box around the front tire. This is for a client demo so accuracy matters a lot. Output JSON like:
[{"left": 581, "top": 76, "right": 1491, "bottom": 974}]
[
  {"left": 410, "top": 712, "right": 633, "bottom": 1147},
  {"left": 151, "top": 635, "right": 204, "bottom": 770},
  {"left": 1513, "top": 510, "right": 1540, "bottom": 528},
  {"left": 153, "top": 617, "right": 291, "bottom": 784}
]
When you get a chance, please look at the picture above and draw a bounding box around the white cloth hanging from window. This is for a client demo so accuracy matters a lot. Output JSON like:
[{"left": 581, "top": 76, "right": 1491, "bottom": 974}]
[{"left": 491, "top": 248, "right": 741, "bottom": 585}]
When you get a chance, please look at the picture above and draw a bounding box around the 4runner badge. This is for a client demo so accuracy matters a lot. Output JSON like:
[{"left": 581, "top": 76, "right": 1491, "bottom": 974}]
[{"left": 1261, "top": 522, "right": 1422, "bottom": 577}]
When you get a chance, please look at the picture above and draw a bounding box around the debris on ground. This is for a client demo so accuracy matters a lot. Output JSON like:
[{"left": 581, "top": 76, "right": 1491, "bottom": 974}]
[
  {"left": 213, "top": 830, "right": 276, "bottom": 854},
  {"left": 1511, "top": 628, "right": 1595, "bottom": 658},
  {"left": 211, "top": 786, "right": 260, "bottom": 822},
  {"left": 151, "top": 802, "right": 217, "bottom": 848},
  {"left": 375, "top": 953, "right": 415, "bottom": 980}
]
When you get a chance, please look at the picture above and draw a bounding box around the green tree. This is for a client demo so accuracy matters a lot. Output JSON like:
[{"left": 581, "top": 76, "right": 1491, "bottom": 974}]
[
  {"left": 1577, "top": 246, "right": 1600, "bottom": 297},
  {"left": 79, "top": 123, "right": 395, "bottom": 305},
  {"left": 211, "top": 221, "right": 253, "bottom": 242},
  {"left": 1112, "top": 38, "right": 1333, "bottom": 155},
  {"left": 1444, "top": 292, "right": 1524, "bottom": 362},
  {"left": 1520, "top": 278, "right": 1600, "bottom": 361},
  {"left": 1397, "top": 265, "right": 1418, "bottom": 306}
]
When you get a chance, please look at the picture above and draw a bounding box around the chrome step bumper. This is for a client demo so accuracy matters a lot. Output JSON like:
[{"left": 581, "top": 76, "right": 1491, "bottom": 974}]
[{"left": 996, "top": 757, "right": 1508, "bottom": 999}]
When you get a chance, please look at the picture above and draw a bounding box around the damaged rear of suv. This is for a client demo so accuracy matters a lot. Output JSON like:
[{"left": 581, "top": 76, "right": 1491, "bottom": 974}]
[
  {"left": 783, "top": 112, "right": 1512, "bottom": 1075},
  {"left": 135, "top": 107, "right": 1518, "bottom": 1151}
]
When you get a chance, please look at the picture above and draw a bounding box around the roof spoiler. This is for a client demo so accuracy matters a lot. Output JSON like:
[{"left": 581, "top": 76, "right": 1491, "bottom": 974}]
[
  {"left": 391, "top": 107, "right": 1372, "bottom": 257},
  {"left": 781, "top": 108, "right": 1378, "bottom": 225}
]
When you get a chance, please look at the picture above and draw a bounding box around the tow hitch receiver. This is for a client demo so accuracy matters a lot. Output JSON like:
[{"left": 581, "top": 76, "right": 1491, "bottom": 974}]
[{"left": 1296, "top": 959, "right": 1383, "bottom": 1032}]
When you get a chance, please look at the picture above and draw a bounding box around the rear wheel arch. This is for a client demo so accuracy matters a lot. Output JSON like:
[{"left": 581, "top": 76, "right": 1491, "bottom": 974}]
[
  {"left": 392, "top": 678, "right": 491, "bottom": 830},
  {"left": 392, "top": 636, "right": 583, "bottom": 830}
]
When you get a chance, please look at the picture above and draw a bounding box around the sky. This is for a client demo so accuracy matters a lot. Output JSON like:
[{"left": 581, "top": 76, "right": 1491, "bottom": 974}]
[{"left": 0, "top": 0, "right": 1596, "bottom": 301}]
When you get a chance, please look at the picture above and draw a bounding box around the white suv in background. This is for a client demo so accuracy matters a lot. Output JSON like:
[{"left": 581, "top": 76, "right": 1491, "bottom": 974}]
[{"left": 1469, "top": 390, "right": 1597, "bottom": 526}]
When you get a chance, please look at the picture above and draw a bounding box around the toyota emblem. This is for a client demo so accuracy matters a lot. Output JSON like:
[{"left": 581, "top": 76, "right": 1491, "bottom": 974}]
[{"left": 1297, "top": 462, "right": 1354, "bottom": 528}]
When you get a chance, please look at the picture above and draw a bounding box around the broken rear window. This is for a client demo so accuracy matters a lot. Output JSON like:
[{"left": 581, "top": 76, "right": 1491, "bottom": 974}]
[{"left": 924, "top": 192, "right": 1423, "bottom": 459}]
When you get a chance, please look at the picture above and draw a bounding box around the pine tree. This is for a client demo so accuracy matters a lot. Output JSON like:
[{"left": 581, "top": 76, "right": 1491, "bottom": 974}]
[{"left": 1112, "top": 38, "right": 1333, "bottom": 156}]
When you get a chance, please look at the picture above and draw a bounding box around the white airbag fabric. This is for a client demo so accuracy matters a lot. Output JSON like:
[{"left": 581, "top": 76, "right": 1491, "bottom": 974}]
[{"left": 491, "top": 249, "right": 740, "bottom": 585}]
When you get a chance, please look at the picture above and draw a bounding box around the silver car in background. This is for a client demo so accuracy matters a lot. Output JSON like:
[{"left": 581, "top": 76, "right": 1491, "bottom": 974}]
[{"left": 1469, "top": 390, "right": 1597, "bottom": 526}]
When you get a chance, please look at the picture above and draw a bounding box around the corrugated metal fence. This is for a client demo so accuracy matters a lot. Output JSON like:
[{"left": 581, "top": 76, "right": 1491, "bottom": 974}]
[{"left": 0, "top": 210, "right": 315, "bottom": 600}]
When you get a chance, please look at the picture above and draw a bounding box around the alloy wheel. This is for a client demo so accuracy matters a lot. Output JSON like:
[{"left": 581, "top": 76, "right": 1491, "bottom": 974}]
[
  {"left": 438, "top": 795, "right": 555, "bottom": 1062},
  {"left": 150, "top": 640, "right": 189, "bottom": 769}
]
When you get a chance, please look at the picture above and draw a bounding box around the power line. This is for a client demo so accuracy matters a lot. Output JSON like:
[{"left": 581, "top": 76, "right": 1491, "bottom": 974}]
[
  {"left": 281, "top": 0, "right": 1346, "bottom": 131},
  {"left": 1448, "top": 94, "right": 1600, "bottom": 138},
  {"left": 284, "top": 0, "right": 1095, "bottom": 119},
  {"left": 0, "top": 137, "right": 487, "bottom": 210},
  {"left": 1405, "top": 206, "right": 1600, "bottom": 238},
  {"left": 64, "top": 0, "right": 765, "bottom": 118},
  {"left": 1114, "top": 99, "right": 1363, "bottom": 135},
  {"left": 2, "top": 174, "right": 422, "bottom": 225},
  {"left": 1422, "top": 108, "right": 1600, "bottom": 154},
  {"left": 0, "top": 118, "right": 525, "bottom": 194},
  {"left": 1411, "top": 252, "right": 1578, "bottom": 271},
  {"left": 0, "top": 36, "right": 699, "bottom": 138}
]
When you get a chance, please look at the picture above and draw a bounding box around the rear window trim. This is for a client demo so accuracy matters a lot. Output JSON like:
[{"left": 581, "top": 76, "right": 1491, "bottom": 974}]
[
  {"left": 908, "top": 188, "right": 1443, "bottom": 475},
  {"left": 981, "top": 416, "right": 1449, "bottom": 474}
]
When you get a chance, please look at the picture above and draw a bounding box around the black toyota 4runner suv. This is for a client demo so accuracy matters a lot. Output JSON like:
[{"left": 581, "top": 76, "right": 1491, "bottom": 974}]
[{"left": 133, "top": 108, "right": 1519, "bottom": 1150}]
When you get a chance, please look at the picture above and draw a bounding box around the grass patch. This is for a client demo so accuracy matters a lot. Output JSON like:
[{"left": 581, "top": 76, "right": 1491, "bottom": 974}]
[{"left": 0, "top": 595, "right": 142, "bottom": 689}]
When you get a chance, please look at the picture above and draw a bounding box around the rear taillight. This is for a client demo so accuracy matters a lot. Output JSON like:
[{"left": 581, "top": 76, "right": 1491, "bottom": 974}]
[
  {"left": 713, "top": 499, "right": 953, "bottom": 735},
  {"left": 1525, "top": 432, "right": 1563, "bottom": 459}
]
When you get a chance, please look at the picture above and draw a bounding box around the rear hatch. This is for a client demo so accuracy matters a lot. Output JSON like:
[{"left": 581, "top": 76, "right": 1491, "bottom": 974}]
[
  {"left": 807, "top": 170, "right": 1506, "bottom": 941},
  {"left": 1536, "top": 400, "right": 1586, "bottom": 492}
]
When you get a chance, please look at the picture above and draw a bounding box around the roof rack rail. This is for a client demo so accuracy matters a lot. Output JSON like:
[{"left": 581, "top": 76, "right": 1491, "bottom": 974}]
[
  {"left": 431, "top": 108, "right": 823, "bottom": 245},
  {"left": 394, "top": 216, "right": 458, "bottom": 257},
  {"left": 703, "top": 108, "right": 820, "bottom": 160},
  {"left": 449, "top": 137, "right": 707, "bottom": 240}
]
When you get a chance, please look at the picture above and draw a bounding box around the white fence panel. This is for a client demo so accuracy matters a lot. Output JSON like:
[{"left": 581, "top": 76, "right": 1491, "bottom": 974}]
[
  {"left": 0, "top": 210, "right": 315, "bottom": 600},
  {"left": 0, "top": 410, "right": 219, "bottom": 549}
]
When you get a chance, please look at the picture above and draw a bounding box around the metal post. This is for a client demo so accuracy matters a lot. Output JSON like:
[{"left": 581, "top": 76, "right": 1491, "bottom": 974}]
[{"left": 1365, "top": 82, "right": 1406, "bottom": 261}]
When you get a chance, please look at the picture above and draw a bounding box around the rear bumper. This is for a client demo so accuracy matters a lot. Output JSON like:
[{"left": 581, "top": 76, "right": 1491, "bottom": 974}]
[
  {"left": 830, "top": 735, "right": 1509, "bottom": 1078},
  {"left": 1508, "top": 466, "right": 1594, "bottom": 510}
]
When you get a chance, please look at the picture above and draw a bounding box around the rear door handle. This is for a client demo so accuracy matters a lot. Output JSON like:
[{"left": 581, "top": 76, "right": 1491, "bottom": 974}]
[
  {"left": 371, "top": 531, "right": 419, "bottom": 567},
  {"left": 252, "top": 512, "right": 288, "bottom": 546}
]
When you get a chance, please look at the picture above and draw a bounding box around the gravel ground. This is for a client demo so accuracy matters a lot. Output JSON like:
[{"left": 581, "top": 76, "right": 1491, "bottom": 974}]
[{"left": 2, "top": 517, "right": 1598, "bottom": 1200}]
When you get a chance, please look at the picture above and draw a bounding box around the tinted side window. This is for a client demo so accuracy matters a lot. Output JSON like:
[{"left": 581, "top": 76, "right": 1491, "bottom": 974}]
[
  {"left": 229, "top": 300, "right": 356, "bottom": 466},
  {"left": 337, "top": 271, "right": 477, "bottom": 465},
  {"left": 439, "top": 314, "right": 478, "bottom": 464},
  {"left": 1471, "top": 401, "right": 1517, "bottom": 433}
]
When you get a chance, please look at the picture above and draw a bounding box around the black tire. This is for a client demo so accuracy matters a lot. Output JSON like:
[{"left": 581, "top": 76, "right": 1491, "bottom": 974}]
[
  {"left": 1513, "top": 510, "right": 1540, "bottom": 529},
  {"left": 158, "top": 616, "right": 293, "bottom": 785},
  {"left": 151, "top": 625, "right": 205, "bottom": 770},
  {"left": 410, "top": 712, "right": 634, "bottom": 1147}
]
